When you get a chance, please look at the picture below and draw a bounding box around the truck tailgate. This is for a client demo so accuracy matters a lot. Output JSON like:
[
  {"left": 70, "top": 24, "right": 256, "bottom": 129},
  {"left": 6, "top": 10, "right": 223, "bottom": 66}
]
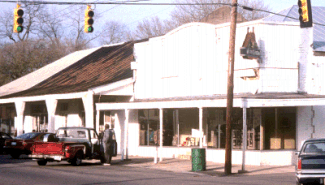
[
  {"left": 33, "top": 142, "right": 64, "bottom": 155},
  {"left": 302, "top": 155, "right": 325, "bottom": 169}
]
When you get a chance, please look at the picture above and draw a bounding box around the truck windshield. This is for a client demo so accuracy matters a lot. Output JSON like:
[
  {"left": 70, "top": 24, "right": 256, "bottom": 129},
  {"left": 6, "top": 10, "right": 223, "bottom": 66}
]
[
  {"left": 56, "top": 129, "right": 88, "bottom": 139},
  {"left": 303, "top": 142, "right": 325, "bottom": 154}
]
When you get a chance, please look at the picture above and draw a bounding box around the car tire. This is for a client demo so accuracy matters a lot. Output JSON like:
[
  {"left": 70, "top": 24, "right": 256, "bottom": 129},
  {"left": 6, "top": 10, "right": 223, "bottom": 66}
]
[
  {"left": 71, "top": 152, "right": 83, "bottom": 166},
  {"left": 10, "top": 153, "right": 20, "bottom": 159},
  {"left": 37, "top": 160, "right": 47, "bottom": 166}
]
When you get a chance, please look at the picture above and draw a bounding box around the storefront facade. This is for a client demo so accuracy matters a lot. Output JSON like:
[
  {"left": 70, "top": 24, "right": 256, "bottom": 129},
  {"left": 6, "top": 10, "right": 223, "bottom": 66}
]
[
  {"left": 1, "top": 6, "right": 325, "bottom": 166},
  {"left": 95, "top": 19, "right": 325, "bottom": 165}
]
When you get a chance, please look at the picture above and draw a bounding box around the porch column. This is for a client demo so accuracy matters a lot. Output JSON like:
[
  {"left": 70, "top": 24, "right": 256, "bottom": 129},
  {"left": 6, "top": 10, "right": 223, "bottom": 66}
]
[
  {"left": 147, "top": 110, "right": 149, "bottom": 146},
  {"left": 159, "top": 108, "right": 163, "bottom": 162},
  {"left": 124, "top": 109, "right": 129, "bottom": 160},
  {"left": 199, "top": 107, "right": 203, "bottom": 148},
  {"left": 96, "top": 110, "right": 100, "bottom": 134},
  {"left": 241, "top": 106, "right": 247, "bottom": 172},
  {"left": 260, "top": 111, "right": 264, "bottom": 150},
  {"left": 275, "top": 108, "right": 279, "bottom": 149},
  {"left": 46, "top": 99, "right": 58, "bottom": 133},
  {"left": 218, "top": 124, "right": 221, "bottom": 148},
  {"left": 14, "top": 101, "right": 25, "bottom": 136},
  {"left": 176, "top": 110, "right": 179, "bottom": 147},
  {"left": 82, "top": 91, "right": 94, "bottom": 128}
]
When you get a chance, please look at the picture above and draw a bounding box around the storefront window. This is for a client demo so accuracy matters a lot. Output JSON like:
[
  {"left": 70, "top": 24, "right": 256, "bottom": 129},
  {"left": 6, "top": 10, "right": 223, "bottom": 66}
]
[
  {"left": 207, "top": 108, "right": 226, "bottom": 148},
  {"left": 263, "top": 107, "right": 296, "bottom": 150},
  {"left": 207, "top": 108, "right": 261, "bottom": 150},
  {"left": 139, "top": 109, "right": 160, "bottom": 146},
  {"left": 177, "top": 109, "right": 200, "bottom": 147},
  {"left": 139, "top": 108, "right": 207, "bottom": 147}
]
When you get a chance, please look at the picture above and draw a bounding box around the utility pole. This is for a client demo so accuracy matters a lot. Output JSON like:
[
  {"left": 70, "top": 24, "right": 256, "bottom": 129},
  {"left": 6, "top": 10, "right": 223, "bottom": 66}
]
[{"left": 225, "top": 0, "right": 238, "bottom": 175}]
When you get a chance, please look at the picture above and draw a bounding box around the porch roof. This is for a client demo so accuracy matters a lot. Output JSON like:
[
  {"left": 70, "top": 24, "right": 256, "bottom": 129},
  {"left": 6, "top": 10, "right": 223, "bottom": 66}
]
[
  {"left": 0, "top": 47, "right": 99, "bottom": 97},
  {"left": 96, "top": 93, "right": 325, "bottom": 110},
  {"left": 0, "top": 42, "right": 135, "bottom": 99}
]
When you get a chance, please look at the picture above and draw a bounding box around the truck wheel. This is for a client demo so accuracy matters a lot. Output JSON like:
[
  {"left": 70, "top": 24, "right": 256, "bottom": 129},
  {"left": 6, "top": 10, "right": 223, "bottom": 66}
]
[
  {"left": 37, "top": 160, "right": 47, "bottom": 166},
  {"left": 71, "top": 152, "right": 83, "bottom": 166},
  {"left": 10, "top": 153, "right": 20, "bottom": 159}
]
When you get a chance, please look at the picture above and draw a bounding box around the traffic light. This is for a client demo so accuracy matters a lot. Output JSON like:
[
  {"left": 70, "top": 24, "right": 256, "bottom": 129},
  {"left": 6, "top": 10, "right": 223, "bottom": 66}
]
[
  {"left": 84, "top": 5, "right": 94, "bottom": 33},
  {"left": 13, "top": 4, "right": 24, "bottom": 33},
  {"left": 298, "top": 0, "right": 313, "bottom": 28}
]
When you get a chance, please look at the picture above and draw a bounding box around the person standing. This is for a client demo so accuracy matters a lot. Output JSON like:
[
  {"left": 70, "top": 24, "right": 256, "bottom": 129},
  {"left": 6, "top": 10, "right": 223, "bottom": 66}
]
[{"left": 102, "top": 124, "right": 113, "bottom": 165}]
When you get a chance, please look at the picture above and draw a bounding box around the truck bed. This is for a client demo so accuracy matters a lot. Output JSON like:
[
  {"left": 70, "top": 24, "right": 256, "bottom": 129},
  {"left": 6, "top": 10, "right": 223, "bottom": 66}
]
[{"left": 32, "top": 141, "right": 77, "bottom": 155}]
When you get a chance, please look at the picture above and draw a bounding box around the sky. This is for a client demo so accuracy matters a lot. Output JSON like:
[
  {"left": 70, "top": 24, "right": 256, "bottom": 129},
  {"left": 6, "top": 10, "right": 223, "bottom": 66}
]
[
  {"left": 2, "top": 0, "right": 325, "bottom": 46},
  {"left": 89, "top": 0, "right": 325, "bottom": 29}
]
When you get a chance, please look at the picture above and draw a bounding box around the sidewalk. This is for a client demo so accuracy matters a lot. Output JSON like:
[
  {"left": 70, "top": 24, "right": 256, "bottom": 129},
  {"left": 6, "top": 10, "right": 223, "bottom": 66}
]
[{"left": 112, "top": 155, "right": 295, "bottom": 177}]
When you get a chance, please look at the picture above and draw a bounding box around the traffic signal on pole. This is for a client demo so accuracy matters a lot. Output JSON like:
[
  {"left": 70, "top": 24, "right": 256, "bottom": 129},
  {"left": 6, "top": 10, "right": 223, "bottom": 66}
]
[
  {"left": 13, "top": 4, "right": 24, "bottom": 33},
  {"left": 84, "top": 5, "right": 94, "bottom": 33},
  {"left": 298, "top": 0, "right": 313, "bottom": 28}
]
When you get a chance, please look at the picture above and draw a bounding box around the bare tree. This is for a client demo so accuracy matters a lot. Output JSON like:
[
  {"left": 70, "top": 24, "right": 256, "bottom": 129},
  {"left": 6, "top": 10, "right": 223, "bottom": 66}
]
[
  {"left": 0, "top": 3, "right": 104, "bottom": 86},
  {"left": 64, "top": 5, "right": 102, "bottom": 51},
  {"left": 36, "top": 6, "right": 64, "bottom": 46},
  {"left": 238, "top": 0, "right": 270, "bottom": 20},
  {"left": 170, "top": 0, "right": 229, "bottom": 26},
  {"left": 100, "top": 21, "right": 130, "bottom": 45},
  {"left": 133, "top": 16, "right": 172, "bottom": 40},
  {"left": 170, "top": 0, "right": 270, "bottom": 25},
  {"left": 131, "top": 0, "right": 270, "bottom": 40},
  {"left": 0, "top": 1, "right": 46, "bottom": 43},
  {"left": 0, "top": 39, "right": 66, "bottom": 85}
]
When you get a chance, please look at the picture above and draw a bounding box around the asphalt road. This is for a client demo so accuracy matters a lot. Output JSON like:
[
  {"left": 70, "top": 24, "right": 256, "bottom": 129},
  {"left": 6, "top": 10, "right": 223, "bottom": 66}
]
[{"left": 0, "top": 154, "right": 296, "bottom": 185}]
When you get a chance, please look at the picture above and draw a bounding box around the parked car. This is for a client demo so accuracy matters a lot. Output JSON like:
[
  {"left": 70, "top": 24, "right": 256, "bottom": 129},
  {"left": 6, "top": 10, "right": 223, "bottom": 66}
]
[
  {"left": 296, "top": 138, "right": 325, "bottom": 185},
  {"left": 0, "top": 132, "right": 12, "bottom": 154},
  {"left": 4, "top": 132, "right": 55, "bottom": 159},
  {"left": 29, "top": 127, "right": 117, "bottom": 166}
]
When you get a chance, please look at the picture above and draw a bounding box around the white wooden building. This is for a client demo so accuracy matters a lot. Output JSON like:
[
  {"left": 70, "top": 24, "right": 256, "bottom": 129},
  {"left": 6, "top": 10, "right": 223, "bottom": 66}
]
[
  {"left": 1, "top": 6, "right": 325, "bottom": 166},
  {"left": 96, "top": 7, "right": 325, "bottom": 166}
]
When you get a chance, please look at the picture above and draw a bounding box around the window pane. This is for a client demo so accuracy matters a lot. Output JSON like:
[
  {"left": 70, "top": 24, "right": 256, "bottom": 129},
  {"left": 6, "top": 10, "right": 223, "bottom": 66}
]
[
  {"left": 139, "top": 109, "right": 160, "bottom": 146},
  {"left": 304, "top": 143, "right": 325, "bottom": 154}
]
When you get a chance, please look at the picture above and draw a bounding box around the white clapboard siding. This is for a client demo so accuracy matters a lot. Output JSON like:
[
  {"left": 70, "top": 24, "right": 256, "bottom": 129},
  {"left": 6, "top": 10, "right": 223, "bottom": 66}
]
[
  {"left": 310, "top": 56, "right": 325, "bottom": 95},
  {"left": 134, "top": 21, "right": 300, "bottom": 100}
]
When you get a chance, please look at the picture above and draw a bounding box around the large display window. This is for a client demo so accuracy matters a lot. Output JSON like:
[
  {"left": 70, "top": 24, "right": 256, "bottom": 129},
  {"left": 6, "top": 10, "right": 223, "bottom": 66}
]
[{"left": 138, "top": 107, "right": 296, "bottom": 150}]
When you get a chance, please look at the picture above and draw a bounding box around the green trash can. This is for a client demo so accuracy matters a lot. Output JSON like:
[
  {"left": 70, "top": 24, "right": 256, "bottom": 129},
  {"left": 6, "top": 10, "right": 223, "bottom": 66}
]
[{"left": 191, "top": 148, "right": 206, "bottom": 171}]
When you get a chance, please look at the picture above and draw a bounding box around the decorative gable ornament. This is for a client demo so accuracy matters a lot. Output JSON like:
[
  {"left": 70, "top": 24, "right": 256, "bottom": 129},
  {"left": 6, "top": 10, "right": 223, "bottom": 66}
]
[{"left": 240, "top": 27, "right": 261, "bottom": 60}]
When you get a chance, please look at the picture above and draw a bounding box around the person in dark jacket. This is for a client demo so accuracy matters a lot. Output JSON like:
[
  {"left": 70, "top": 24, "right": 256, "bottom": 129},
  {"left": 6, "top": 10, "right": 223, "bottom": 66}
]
[{"left": 102, "top": 124, "right": 113, "bottom": 165}]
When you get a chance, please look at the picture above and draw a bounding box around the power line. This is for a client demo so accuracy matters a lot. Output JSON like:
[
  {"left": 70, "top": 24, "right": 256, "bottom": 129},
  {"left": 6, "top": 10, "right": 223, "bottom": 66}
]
[
  {"left": 239, "top": 4, "right": 325, "bottom": 27},
  {"left": 0, "top": 1, "right": 231, "bottom": 6},
  {"left": 3, "top": 1, "right": 325, "bottom": 27}
]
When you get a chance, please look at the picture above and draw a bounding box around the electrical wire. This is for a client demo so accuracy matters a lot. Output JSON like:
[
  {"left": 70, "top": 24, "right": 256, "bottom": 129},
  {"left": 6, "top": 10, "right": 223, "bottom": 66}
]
[
  {"left": 2, "top": 0, "right": 325, "bottom": 27},
  {"left": 0, "top": 1, "right": 231, "bottom": 5},
  {"left": 239, "top": 4, "right": 325, "bottom": 27}
]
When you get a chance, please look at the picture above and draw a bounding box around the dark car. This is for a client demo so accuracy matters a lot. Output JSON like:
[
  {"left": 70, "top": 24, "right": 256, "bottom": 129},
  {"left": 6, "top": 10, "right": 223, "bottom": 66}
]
[
  {"left": 0, "top": 132, "right": 12, "bottom": 154},
  {"left": 296, "top": 138, "right": 325, "bottom": 185},
  {"left": 4, "top": 132, "right": 55, "bottom": 159}
]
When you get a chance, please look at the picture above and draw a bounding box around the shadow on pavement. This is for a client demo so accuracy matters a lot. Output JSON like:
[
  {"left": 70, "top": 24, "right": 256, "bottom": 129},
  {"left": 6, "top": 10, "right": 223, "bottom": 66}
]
[
  {"left": 112, "top": 157, "right": 155, "bottom": 165},
  {"left": 0, "top": 154, "right": 32, "bottom": 164}
]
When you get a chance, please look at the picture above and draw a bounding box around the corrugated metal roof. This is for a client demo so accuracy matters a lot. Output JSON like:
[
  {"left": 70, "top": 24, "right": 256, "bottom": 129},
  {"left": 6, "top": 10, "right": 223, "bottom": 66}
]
[
  {"left": 0, "top": 47, "right": 99, "bottom": 97},
  {"left": 263, "top": 5, "right": 325, "bottom": 52},
  {"left": 1, "top": 42, "right": 135, "bottom": 98}
]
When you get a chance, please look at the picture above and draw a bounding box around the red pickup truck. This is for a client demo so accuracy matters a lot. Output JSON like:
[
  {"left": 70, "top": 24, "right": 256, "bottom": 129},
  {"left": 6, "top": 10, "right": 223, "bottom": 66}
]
[{"left": 29, "top": 127, "right": 117, "bottom": 166}]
